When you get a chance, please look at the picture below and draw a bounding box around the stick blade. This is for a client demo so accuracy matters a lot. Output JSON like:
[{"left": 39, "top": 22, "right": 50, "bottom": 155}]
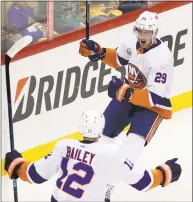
[{"left": 6, "top": 36, "right": 33, "bottom": 59}]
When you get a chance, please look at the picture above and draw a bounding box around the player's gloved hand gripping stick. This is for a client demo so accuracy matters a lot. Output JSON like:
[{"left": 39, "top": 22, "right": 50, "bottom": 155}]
[
  {"left": 79, "top": 15, "right": 133, "bottom": 102},
  {"left": 79, "top": 1, "right": 107, "bottom": 62}
]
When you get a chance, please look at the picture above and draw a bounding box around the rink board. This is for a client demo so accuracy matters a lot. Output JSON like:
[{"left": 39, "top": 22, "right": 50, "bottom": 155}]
[{"left": 1, "top": 2, "right": 192, "bottom": 176}]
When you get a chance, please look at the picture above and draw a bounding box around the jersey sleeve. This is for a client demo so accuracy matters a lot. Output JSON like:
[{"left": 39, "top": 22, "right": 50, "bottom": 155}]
[
  {"left": 24, "top": 141, "right": 65, "bottom": 184},
  {"left": 102, "top": 40, "right": 131, "bottom": 68},
  {"left": 130, "top": 62, "right": 173, "bottom": 109},
  {"left": 109, "top": 157, "right": 163, "bottom": 192},
  {"left": 116, "top": 41, "right": 131, "bottom": 66}
]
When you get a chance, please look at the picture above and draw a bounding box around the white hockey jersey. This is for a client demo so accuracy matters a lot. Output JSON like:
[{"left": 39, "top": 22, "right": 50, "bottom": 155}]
[
  {"left": 102, "top": 35, "right": 174, "bottom": 119},
  {"left": 21, "top": 139, "right": 158, "bottom": 201}
]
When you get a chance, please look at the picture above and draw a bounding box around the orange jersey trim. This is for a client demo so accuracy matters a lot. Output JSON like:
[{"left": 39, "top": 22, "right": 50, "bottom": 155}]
[
  {"left": 102, "top": 48, "right": 119, "bottom": 68},
  {"left": 151, "top": 106, "right": 172, "bottom": 119},
  {"left": 17, "top": 161, "right": 31, "bottom": 183},
  {"left": 129, "top": 89, "right": 172, "bottom": 119},
  {"left": 146, "top": 115, "right": 163, "bottom": 144},
  {"left": 130, "top": 88, "right": 152, "bottom": 108}
]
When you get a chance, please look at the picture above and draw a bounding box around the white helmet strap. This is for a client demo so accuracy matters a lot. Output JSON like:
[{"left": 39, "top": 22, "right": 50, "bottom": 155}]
[{"left": 151, "top": 28, "right": 158, "bottom": 45}]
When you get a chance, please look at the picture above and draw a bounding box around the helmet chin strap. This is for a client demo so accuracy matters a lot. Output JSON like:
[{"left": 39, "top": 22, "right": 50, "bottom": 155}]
[
  {"left": 147, "top": 37, "right": 156, "bottom": 49},
  {"left": 151, "top": 28, "right": 158, "bottom": 46}
]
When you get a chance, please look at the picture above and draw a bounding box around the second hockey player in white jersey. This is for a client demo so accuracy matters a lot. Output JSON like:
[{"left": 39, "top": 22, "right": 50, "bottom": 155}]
[{"left": 5, "top": 110, "right": 181, "bottom": 202}]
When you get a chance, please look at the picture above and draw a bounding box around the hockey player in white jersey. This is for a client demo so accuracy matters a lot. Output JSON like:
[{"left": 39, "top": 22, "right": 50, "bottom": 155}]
[
  {"left": 79, "top": 11, "right": 174, "bottom": 176},
  {"left": 5, "top": 110, "right": 181, "bottom": 202}
]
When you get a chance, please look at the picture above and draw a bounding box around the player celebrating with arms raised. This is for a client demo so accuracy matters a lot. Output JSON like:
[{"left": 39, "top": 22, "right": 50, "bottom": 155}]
[
  {"left": 79, "top": 11, "right": 174, "bottom": 169},
  {"left": 5, "top": 110, "right": 181, "bottom": 202}
]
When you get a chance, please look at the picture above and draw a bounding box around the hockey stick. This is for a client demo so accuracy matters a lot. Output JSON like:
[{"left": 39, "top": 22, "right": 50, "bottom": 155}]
[
  {"left": 85, "top": 1, "right": 117, "bottom": 78},
  {"left": 85, "top": 0, "right": 90, "bottom": 40},
  {"left": 5, "top": 36, "right": 33, "bottom": 202}
]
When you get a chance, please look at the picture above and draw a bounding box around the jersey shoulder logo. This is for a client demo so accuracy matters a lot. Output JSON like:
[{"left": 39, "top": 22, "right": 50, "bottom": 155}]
[{"left": 127, "top": 63, "right": 146, "bottom": 89}]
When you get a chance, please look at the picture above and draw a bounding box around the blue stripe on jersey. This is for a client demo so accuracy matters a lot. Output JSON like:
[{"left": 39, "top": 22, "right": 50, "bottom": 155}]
[
  {"left": 130, "top": 170, "right": 152, "bottom": 191},
  {"left": 149, "top": 91, "right": 161, "bottom": 105},
  {"left": 159, "top": 97, "right": 172, "bottom": 108},
  {"left": 117, "top": 54, "right": 129, "bottom": 66},
  {"left": 149, "top": 91, "right": 172, "bottom": 108},
  {"left": 28, "top": 163, "right": 47, "bottom": 184}
]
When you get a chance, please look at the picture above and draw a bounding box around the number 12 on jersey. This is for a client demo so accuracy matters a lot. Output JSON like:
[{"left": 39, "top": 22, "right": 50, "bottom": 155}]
[{"left": 56, "top": 158, "right": 94, "bottom": 198}]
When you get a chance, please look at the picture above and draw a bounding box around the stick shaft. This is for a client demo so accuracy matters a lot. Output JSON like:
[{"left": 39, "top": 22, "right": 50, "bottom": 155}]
[
  {"left": 86, "top": 0, "right": 90, "bottom": 39},
  {"left": 5, "top": 55, "right": 18, "bottom": 202}
]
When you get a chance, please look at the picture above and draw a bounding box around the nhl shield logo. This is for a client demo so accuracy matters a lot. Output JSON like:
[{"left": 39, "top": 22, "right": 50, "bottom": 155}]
[{"left": 128, "top": 63, "right": 146, "bottom": 89}]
